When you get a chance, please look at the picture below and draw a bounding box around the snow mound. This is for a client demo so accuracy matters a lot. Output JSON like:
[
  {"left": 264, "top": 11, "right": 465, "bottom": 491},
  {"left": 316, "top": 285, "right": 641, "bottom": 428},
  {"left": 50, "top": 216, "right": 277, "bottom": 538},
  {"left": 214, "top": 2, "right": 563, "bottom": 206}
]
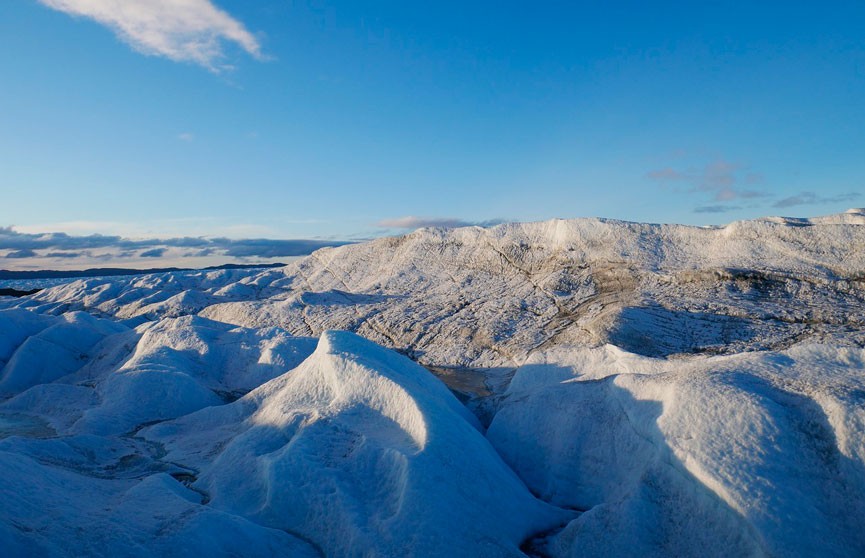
[
  {"left": 73, "top": 317, "right": 317, "bottom": 436},
  {"left": 488, "top": 344, "right": 865, "bottom": 557},
  {"left": 0, "top": 311, "right": 316, "bottom": 436},
  {"left": 1, "top": 267, "right": 279, "bottom": 320},
  {"left": 0, "top": 309, "right": 128, "bottom": 397},
  {"left": 144, "top": 331, "right": 569, "bottom": 557},
  {"left": 808, "top": 207, "right": 865, "bottom": 225},
  {"left": 119, "top": 315, "right": 317, "bottom": 396},
  {"left": 0, "top": 445, "right": 319, "bottom": 557}
]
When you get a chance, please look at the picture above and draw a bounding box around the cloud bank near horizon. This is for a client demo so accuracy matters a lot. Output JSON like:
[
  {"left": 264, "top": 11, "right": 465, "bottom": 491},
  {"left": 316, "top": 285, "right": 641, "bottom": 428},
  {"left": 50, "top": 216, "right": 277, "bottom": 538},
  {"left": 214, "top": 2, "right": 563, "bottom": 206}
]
[
  {"left": 376, "top": 216, "right": 505, "bottom": 230},
  {"left": 0, "top": 226, "right": 350, "bottom": 268},
  {"left": 37, "top": 0, "right": 262, "bottom": 71}
]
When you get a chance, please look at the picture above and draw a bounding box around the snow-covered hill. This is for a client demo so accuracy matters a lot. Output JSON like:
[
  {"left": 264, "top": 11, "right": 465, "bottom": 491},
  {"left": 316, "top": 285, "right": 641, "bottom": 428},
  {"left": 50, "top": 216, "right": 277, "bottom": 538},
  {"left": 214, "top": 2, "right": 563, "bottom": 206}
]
[
  {"left": 1, "top": 210, "right": 864, "bottom": 556},
  {"left": 10, "top": 210, "right": 865, "bottom": 369}
]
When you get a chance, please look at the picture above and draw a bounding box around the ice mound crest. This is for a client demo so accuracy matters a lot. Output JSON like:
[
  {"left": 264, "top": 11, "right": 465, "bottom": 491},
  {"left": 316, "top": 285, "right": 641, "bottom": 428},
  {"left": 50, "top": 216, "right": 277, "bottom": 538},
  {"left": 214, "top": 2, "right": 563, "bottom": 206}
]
[{"left": 144, "top": 331, "right": 568, "bottom": 557}]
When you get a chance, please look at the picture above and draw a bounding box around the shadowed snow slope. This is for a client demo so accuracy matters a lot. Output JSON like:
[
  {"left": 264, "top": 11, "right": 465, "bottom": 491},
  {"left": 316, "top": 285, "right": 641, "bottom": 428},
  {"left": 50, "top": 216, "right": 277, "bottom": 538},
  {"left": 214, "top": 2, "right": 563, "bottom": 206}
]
[
  {"left": 0, "top": 446, "right": 319, "bottom": 557},
  {"left": 0, "top": 309, "right": 128, "bottom": 397},
  {"left": 143, "top": 330, "right": 569, "bottom": 557},
  {"left": 488, "top": 344, "right": 865, "bottom": 557}
]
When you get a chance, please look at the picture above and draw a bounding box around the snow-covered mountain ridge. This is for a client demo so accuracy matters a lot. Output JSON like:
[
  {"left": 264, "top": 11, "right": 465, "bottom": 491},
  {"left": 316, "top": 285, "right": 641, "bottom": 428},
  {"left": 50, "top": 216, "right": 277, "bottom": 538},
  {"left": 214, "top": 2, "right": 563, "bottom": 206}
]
[
  {"left": 1, "top": 210, "right": 864, "bottom": 556},
  {"left": 10, "top": 210, "right": 865, "bottom": 368}
]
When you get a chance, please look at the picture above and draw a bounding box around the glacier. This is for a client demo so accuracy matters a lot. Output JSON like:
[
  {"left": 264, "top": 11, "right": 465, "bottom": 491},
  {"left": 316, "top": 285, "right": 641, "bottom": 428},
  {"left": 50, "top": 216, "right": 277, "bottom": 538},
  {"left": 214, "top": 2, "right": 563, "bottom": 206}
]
[{"left": 1, "top": 210, "right": 864, "bottom": 556}]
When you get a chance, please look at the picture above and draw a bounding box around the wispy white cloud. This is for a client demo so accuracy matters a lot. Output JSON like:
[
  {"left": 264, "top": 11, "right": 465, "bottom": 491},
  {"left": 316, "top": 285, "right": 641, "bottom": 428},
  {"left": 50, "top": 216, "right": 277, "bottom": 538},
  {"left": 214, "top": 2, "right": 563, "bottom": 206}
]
[
  {"left": 178, "top": 132, "right": 194, "bottom": 141},
  {"left": 376, "top": 216, "right": 505, "bottom": 230},
  {"left": 37, "top": 0, "right": 263, "bottom": 71},
  {"left": 646, "top": 158, "right": 769, "bottom": 203},
  {"left": 772, "top": 191, "right": 860, "bottom": 209},
  {"left": 645, "top": 167, "right": 687, "bottom": 183},
  {"left": 693, "top": 204, "right": 742, "bottom": 214}
]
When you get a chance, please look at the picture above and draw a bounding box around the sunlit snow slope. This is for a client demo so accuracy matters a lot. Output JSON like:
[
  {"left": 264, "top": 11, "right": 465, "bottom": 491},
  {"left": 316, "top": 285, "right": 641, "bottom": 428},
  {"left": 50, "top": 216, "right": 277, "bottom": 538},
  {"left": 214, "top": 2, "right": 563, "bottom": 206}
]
[{"left": 1, "top": 209, "right": 864, "bottom": 557}]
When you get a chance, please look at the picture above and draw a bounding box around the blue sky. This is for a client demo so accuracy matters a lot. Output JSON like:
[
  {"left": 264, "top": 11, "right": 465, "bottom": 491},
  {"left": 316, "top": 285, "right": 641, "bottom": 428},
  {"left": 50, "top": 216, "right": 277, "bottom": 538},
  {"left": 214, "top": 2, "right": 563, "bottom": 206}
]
[{"left": 1, "top": 0, "right": 863, "bottom": 268}]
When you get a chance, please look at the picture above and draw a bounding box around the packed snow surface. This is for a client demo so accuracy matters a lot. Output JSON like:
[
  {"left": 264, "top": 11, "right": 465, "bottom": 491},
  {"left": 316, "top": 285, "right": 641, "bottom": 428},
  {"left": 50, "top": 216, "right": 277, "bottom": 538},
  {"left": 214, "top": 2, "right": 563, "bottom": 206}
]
[{"left": 2, "top": 210, "right": 865, "bottom": 556}]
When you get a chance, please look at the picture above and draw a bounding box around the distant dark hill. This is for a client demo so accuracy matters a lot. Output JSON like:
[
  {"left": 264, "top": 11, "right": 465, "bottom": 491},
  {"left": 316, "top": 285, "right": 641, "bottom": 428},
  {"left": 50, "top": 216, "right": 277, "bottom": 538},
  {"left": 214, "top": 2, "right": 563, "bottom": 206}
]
[
  {"left": 0, "top": 287, "right": 41, "bottom": 297},
  {"left": 0, "top": 262, "right": 286, "bottom": 281}
]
